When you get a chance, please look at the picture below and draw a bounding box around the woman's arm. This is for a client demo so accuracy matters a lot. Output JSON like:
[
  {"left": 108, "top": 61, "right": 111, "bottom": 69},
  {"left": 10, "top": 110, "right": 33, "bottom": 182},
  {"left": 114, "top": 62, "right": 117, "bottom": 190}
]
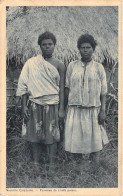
[
  {"left": 16, "top": 61, "right": 30, "bottom": 120},
  {"left": 98, "top": 94, "right": 106, "bottom": 125},
  {"left": 22, "top": 93, "right": 30, "bottom": 120},
  {"left": 65, "top": 87, "right": 69, "bottom": 108},
  {"left": 64, "top": 62, "right": 72, "bottom": 108},
  {"left": 98, "top": 64, "right": 107, "bottom": 125},
  {"left": 100, "top": 94, "right": 106, "bottom": 111},
  {"left": 58, "top": 62, "right": 66, "bottom": 118}
]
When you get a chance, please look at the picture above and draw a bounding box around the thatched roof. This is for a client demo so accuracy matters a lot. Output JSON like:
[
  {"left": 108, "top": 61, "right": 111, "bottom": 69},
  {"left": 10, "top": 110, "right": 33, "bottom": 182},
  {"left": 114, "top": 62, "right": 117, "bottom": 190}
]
[{"left": 6, "top": 6, "right": 118, "bottom": 66}]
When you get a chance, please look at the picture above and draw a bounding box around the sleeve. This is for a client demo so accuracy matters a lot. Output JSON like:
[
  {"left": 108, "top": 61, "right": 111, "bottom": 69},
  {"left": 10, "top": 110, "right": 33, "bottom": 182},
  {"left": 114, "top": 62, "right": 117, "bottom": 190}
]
[
  {"left": 98, "top": 64, "right": 107, "bottom": 95},
  {"left": 16, "top": 61, "right": 29, "bottom": 96},
  {"left": 65, "top": 62, "right": 73, "bottom": 88}
]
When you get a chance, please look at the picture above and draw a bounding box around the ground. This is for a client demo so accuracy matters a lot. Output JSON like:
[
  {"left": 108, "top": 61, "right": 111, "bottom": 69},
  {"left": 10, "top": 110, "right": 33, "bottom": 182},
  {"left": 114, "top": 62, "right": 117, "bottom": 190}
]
[{"left": 6, "top": 107, "right": 118, "bottom": 188}]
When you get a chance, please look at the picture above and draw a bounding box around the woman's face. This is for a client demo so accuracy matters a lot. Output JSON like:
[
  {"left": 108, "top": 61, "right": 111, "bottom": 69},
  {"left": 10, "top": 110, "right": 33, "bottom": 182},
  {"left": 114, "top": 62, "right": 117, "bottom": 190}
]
[
  {"left": 79, "top": 42, "right": 94, "bottom": 61},
  {"left": 40, "top": 39, "right": 55, "bottom": 57}
]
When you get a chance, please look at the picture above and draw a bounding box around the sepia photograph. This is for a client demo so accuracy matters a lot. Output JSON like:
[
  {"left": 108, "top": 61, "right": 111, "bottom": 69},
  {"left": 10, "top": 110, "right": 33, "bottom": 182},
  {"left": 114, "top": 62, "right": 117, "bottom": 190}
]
[
  {"left": 6, "top": 6, "right": 119, "bottom": 189},
  {"left": 0, "top": 1, "right": 121, "bottom": 195}
]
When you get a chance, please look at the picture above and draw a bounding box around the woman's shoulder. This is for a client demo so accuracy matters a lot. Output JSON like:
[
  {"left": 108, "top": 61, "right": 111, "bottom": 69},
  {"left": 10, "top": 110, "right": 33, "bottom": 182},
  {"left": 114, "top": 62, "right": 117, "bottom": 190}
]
[
  {"left": 52, "top": 57, "right": 65, "bottom": 70},
  {"left": 93, "top": 61, "right": 104, "bottom": 69},
  {"left": 67, "top": 60, "right": 79, "bottom": 69},
  {"left": 53, "top": 57, "right": 64, "bottom": 66},
  {"left": 47, "top": 57, "right": 65, "bottom": 74},
  {"left": 93, "top": 60, "right": 103, "bottom": 66},
  {"left": 93, "top": 61, "right": 106, "bottom": 76},
  {"left": 25, "top": 55, "right": 39, "bottom": 65}
]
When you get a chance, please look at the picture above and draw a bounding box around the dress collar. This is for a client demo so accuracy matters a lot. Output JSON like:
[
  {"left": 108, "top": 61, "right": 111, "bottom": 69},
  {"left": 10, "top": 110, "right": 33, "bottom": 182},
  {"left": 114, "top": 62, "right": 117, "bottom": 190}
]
[{"left": 80, "top": 59, "right": 94, "bottom": 67}]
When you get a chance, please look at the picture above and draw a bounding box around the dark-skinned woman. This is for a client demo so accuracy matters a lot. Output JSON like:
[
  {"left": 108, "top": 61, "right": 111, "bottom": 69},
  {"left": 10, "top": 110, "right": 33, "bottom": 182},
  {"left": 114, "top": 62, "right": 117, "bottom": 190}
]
[
  {"left": 65, "top": 34, "right": 109, "bottom": 172},
  {"left": 16, "top": 32, "right": 65, "bottom": 169}
]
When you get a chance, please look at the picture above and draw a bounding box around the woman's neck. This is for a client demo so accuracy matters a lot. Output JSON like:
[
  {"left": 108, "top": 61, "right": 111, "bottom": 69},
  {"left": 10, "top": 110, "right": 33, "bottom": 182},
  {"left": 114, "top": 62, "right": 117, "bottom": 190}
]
[
  {"left": 42, "top": 54, "right": 53, "bottom": 60},
  {"left": 81, "top": 57, "right": 92, "bottom": 63}
]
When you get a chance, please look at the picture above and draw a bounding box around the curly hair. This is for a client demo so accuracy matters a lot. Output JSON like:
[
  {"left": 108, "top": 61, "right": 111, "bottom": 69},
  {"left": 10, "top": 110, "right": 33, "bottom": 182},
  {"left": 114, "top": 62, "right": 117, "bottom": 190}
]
[
  {"left": 38, "top": 31, "right": 56, "bottom": 46},
  {"left": 77, "top": 34, "right": 97, "bottom": 50}
]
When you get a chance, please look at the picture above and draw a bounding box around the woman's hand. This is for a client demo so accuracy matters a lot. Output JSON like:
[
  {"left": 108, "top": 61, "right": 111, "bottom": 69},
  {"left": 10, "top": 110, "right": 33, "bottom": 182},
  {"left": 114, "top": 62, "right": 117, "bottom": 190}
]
[
  {"left": 58, "top": 108, "right": 65, "bottom": 132},
  {"left": 58, "top": 108, "right": 65, "bottom": 119},
  {"left": 22, "top": 105, "right": 30, "bottom": 120},
  {"left": 98, "top": 109, "right": 106, "bottom": 125}
]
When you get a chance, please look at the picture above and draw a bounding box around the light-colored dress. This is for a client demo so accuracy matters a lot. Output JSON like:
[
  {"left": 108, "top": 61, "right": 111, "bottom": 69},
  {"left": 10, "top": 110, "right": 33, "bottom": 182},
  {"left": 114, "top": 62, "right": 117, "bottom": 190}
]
[
  {"left": 65, "top": 59, "right": 109, "bottom": 153},
  {"left": 16, "top": 55, "right": 60, "bottom": 144},
  {"left": 16, "top": 55, "right": 60, "bottom": 104}
]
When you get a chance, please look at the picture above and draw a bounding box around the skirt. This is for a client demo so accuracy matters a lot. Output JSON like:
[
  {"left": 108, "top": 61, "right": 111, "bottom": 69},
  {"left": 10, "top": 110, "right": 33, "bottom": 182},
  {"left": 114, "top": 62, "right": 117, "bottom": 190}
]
[
  {"left": 22, "top": 101, "right": 59, "bottom": 144},
  {"left": 65, "top": 106, "right": 109, "bottom": 154}
]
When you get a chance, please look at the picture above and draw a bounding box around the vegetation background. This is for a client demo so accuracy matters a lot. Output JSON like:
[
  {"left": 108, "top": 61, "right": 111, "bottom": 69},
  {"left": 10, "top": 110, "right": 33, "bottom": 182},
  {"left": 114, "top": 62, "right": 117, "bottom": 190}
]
[{"left": 6, "top": 6, "right": 118, "bottom": 188}]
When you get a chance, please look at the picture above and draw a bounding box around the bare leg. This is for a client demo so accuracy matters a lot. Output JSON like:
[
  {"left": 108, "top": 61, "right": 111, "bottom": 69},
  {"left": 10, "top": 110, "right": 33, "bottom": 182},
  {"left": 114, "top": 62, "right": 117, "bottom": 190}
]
[
  {"left": 46, "top": 145, "right": 50, "bottom": 163},
  {"left": 32, "top": 143, "right": 41, "bottom": 164},
  {"left": 90, "top": 151, "right": 100, "bottom": 177},
  {"left": 49, "top": 143, "right": 57, "bottom": 167},
  {"left": 91, "top": 151, "right": 100, "bottom": 164}
]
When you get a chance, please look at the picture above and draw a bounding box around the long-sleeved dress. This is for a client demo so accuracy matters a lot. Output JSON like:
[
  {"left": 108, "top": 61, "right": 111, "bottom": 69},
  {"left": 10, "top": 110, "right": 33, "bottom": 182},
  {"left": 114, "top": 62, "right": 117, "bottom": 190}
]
[{"left": 65, "top": 59, "right": 109, "bottom": 153}]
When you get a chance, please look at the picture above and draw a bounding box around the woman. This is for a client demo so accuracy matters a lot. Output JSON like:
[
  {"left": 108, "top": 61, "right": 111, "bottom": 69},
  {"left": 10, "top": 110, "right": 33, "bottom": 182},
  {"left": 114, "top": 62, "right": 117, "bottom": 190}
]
[
  {"left": 16, "top": 31, "right": 65, "bottom": 168},
  {"left": 65, "top": 34, "right": 109, "bottom": 168}
]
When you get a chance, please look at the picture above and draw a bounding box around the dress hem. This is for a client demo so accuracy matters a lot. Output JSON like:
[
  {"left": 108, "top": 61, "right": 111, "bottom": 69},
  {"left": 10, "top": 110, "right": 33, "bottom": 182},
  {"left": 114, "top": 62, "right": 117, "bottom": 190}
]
[{"left": 22, "top": 137, "right": 57, "bottom": 145}]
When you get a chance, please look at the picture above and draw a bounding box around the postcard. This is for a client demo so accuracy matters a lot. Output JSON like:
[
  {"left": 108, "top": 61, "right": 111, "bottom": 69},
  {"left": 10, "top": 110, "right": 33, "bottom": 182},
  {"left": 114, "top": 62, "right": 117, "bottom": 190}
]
[{"left": 0, "top": 0, "right": 122, "bottom": 195}]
